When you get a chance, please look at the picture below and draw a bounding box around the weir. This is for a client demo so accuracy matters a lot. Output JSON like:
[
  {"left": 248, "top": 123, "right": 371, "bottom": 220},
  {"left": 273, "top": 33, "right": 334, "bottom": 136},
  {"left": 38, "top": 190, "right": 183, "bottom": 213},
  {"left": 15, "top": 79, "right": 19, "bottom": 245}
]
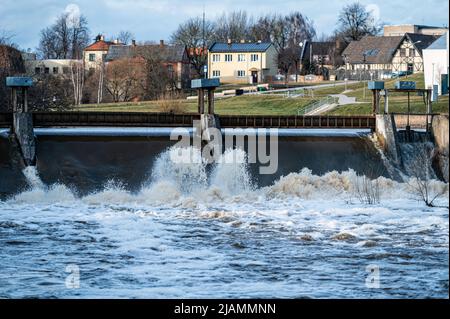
[{"left": 369, "top": 81, "right": 449, "bottom": 181}]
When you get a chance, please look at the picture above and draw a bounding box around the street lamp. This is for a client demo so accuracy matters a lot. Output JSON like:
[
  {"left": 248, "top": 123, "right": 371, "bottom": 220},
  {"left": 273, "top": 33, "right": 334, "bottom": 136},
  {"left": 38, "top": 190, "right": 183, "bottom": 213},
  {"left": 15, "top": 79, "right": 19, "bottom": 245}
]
[
  {"left": 406, "top": 40, "right": 421, "bottom": 78},
  {"left": 297, "top": 41, "right": 304, "bottom": 82}
]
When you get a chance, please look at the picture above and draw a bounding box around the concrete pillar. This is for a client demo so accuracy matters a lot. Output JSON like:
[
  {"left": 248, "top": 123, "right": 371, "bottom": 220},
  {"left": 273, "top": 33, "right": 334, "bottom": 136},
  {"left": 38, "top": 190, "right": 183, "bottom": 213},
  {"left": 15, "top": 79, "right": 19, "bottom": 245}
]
[
  {"left": 375, "top": 114, "right": 402, "bottom": 166},
  {"left": 13, "top": 112, "right": 36, "bottom": 166},
  {"left": 431, "top": 114, "right": 449, "bottom": 182}
]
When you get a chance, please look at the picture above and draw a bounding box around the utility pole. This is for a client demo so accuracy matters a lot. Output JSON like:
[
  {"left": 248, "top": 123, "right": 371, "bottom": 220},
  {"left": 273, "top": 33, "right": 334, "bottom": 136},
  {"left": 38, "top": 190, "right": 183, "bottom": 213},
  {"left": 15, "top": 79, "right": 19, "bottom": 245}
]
[{"left": 202, "top": 4, "right": 207, "bottom": 79}]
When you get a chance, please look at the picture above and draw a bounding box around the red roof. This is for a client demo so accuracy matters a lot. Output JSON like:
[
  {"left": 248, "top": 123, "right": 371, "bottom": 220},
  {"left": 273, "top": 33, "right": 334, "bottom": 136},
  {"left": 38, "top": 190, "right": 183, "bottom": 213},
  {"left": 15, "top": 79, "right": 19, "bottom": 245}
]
[{"left": 84, "top": 40, "right": 114, "bottom": 51}]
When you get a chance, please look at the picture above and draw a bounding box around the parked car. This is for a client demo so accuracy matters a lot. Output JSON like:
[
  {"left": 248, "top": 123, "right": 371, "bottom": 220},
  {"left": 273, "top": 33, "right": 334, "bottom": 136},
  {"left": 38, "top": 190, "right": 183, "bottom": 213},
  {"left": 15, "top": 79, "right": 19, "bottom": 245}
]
[{"left": 391, "top": 70, "right": 413, "bottom": 78}]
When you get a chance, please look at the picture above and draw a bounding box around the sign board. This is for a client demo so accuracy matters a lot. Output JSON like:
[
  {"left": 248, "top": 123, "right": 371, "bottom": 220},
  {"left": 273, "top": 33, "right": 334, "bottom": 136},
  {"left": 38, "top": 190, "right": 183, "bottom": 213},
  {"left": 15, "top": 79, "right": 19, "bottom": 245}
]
[
  {"left": 394, "top": 81, "right": 416, "bottom": 90},
  {"left": 368, "top": 81, "right": 384, "bottom": 90},
  {"left": 6, "top": 77, "right": 33, "bottom": 87},
  {"left": 191, "top": 78, "right": 220, "bottom": 89}
]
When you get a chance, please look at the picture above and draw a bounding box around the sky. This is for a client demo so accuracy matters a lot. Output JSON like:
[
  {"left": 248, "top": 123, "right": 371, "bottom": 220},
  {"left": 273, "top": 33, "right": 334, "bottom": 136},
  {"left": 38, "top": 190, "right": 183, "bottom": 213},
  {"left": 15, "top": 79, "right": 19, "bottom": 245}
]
[{"left": 0, "top": 0, "right": 448, "bottom": 50}]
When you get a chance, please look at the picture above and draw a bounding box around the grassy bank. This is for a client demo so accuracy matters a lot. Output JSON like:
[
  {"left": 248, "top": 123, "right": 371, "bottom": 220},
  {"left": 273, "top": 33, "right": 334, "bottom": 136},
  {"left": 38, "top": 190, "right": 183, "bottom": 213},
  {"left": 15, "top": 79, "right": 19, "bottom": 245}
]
[{"left": 75, "top": 73, "right": 448, "bottom": 115}]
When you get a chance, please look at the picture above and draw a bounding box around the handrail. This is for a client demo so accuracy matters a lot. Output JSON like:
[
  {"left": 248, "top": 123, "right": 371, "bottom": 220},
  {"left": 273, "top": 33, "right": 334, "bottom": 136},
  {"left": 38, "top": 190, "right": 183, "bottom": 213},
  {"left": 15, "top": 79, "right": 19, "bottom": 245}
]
[{"left": 297, "top": 96, "right": 338, "bottom": 115}]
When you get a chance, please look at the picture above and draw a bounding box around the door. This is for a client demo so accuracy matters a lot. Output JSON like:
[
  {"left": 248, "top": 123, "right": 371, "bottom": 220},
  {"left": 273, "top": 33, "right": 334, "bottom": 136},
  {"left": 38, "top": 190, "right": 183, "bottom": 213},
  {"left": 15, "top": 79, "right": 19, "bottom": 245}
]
[{"left": 251, "top": 71, "right": 258, "bottom": 84}]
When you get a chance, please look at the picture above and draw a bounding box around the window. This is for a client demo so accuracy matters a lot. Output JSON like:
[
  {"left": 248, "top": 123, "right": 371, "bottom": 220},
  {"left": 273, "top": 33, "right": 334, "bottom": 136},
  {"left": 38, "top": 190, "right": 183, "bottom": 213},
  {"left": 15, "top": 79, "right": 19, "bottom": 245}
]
[
  {"left": 238, "top": 54, "right": 246, "bottom": 62},
  {"left": 225, "top": 54, "right": 232, "bottom": 62},
  {"left": 409, "top": 49, "right": 415, "bottom": 57},
  {"left": 44, "top": 67, "right": 49, "bottom": 74},
  {"left": 63, "top": 67, "right": 70, "bottom": 74},
  {"left": 250, "top": 54, "right": 259, "bottom": 62},
  {"left": 212, "top": 54, "right": 220, "bottom": 62},
  {"left": 35, "top": 67, "right": 41, "bottom": 74},
  {"left": 237, "top": 70, "right": 246, "bottom": 77},
  {"left": 53, "top": 67, "right": 59, "bottom": 74},
  {"left": 212, "top": 70, "right": 220, "bottom": 77},
  {"left": 400, "top": 48, "right": 406, "bottom": 57},
  {"left": 89, "top": 53, "right": 95, "bottom": 62}
]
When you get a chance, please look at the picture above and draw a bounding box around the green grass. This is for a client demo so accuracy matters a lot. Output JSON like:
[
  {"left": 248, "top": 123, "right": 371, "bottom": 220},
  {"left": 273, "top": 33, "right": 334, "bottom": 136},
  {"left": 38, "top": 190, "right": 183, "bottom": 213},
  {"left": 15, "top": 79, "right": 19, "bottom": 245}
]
[
  {"left": 326, "top": 73, "right": 449, "bottom": 115},
  {"left": 74, "top": 73, "right": 448, "bottom": 115},
  {"left": 76, "top": 95, "right": 317, "bottom": 116}
]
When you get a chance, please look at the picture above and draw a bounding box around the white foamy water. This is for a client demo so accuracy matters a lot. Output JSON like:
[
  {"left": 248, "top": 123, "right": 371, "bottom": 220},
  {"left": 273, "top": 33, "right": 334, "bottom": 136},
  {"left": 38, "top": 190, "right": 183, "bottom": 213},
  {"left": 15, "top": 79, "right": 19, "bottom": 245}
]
[{"left": 0, "top": 147, "right": 448, "bottom": 298}]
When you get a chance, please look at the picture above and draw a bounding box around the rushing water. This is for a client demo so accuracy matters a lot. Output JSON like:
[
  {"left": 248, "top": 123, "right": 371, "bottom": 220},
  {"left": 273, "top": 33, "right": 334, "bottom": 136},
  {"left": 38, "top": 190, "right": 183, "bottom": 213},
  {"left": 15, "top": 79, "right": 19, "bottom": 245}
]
[{"left": 0, "top": 133, "right": 448, "bottom": 298}]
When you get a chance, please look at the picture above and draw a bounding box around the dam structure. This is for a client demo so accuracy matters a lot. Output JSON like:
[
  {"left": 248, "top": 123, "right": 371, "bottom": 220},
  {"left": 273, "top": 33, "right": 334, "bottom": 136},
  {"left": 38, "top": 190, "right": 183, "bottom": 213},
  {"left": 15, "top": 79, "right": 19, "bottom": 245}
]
[
  {"left": 1, "top": 78, "right": 447, "bottom": 184},
  {"left": 0, "top": 78, "right": 448, "bottom": 299}
]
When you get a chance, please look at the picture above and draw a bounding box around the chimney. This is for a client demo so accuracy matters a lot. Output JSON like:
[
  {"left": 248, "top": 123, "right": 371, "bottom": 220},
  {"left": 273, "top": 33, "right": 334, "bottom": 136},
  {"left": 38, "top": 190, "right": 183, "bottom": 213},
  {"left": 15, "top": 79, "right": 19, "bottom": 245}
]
[
  {"left": 227, "top": 38, "right": 232, "bottom": 45},
  {"left": 240, "top": 39, "right": 245, "bottom": 43},
  {"left": 335, "top": 39, "right": 341, "bottom": 51},
  {"left": 113, "top": 39, "right": 119, "bottom": 44},
  {"left": 160, "top": 39, "right": 164, "bottom": 47},
  {"left": 100, "top": 35, "right": 104, "bottom": 41},
  {"left": 257, "top": 40, "right": 262, "bottom": 44},
  {"left": 132, "top": 39, "right": 136, "bottom": 46}
]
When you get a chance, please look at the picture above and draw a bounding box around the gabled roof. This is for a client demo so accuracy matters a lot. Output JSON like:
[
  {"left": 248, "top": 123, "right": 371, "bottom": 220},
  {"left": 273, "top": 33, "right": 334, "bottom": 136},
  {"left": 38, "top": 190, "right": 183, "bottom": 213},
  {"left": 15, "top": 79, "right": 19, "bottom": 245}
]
[
  {"left": 84, "top": 40, "right": 115, "bottom": 51},
  {"left": 425, "top": 32, "right": 448, "bottom": 50},
  {"left": 342, "top": 36, "right": 403, "bottom": 64},
  {"left": 405, "top": 33, "right": 440, "bottom": 54},
  {"left": 342, "top": 33, "right": 441, "bottom": 64},
  {"left": 209, "top": 42, "right": 272, "bottom": 53},
  {"left": 105, "top": 44, "right": 187, "bottom": 63}
]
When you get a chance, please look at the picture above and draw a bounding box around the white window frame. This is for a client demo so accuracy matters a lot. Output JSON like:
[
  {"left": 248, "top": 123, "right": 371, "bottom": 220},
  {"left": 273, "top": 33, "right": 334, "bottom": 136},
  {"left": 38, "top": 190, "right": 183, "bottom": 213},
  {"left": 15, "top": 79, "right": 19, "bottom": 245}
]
[
  {"left": 212, "top": 54, "right": 221, "bottom": 62},
  {"left": 251, "top": 54, "right": 259, "bottom": 62},
  {"left": 225, "top": 54, "right": 233, "bottom": 62},
  {"left": 238, "top": 54, "right": 246, "bottom": 62},
  {"left": 212, "top": 70, "right": 221, "bottom": 77},
  {"left": 237, "top": 70, "right": 246, "bottom": 77}
]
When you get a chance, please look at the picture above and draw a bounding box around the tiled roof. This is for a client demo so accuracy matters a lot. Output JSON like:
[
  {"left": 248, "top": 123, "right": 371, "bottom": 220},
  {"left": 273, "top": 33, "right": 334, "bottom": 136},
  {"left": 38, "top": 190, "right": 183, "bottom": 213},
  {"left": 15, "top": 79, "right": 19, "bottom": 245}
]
[
  {"left": 405, "top": 33, "right": 440, "bottom": 54},
  {"left": 84, "top": 40, "right": 114, "bottom": 51},
  {"left": 105, "top": 45, "right": 133, "bottom": 61},
  {"left": 342, "top": 33, "right": 441, "bottom": 64},
  {"left": 342, "top": 36, "right": 404, "bottom": 64},
  {"left": 105, "top": 44, "right": 187, "bottom": 62},
  {"left": 209, "top": 42, "right": 272, "bottom": 53}
]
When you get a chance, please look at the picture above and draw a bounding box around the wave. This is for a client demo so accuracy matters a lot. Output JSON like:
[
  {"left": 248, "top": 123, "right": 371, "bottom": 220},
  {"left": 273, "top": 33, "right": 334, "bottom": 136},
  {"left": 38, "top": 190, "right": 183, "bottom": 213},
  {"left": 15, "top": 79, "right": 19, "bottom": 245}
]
[{"left": 4, "top": 146, "right": 448, "bottom": 207}]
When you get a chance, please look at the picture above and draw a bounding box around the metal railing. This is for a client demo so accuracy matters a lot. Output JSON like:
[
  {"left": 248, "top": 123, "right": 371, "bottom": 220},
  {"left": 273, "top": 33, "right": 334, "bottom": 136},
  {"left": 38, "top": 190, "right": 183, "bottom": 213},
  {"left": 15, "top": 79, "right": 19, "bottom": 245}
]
[{"left": 297, "top": 96, "right": 339, "bottom": 115}]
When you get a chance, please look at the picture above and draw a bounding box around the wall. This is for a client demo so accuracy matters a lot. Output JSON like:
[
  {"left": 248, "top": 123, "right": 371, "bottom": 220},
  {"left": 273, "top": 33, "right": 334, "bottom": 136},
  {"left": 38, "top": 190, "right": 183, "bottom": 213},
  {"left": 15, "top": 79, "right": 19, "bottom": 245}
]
[
  {"left": 24, "top": 59, "right": 77, "bottom": 76},
  {"left": 83, "top": 50, "right": 108, "bottom": 70},
  {"left": 423, "top": 48, "right": 448, "bottom": 95},
  {"left": 431, "top": 114, "right": 449, "bottom": 181},
  {"left": 391, "top": 38, "right": 424, "bottom": 72},
  {"left": 208, "top": 47, "right": 277, "bottom": 84}
]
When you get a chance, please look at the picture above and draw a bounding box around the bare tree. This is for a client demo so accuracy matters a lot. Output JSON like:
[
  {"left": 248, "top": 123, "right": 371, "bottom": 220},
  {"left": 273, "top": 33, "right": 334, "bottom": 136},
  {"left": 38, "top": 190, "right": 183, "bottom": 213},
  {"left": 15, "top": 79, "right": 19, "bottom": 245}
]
[
  {"left": 37, "top": 13, "right": 90, "bottom": 59},
  {"left": 104, "top": 58, "right": 145, "bottom": 102},
  {"left": 170, "top": 17, "right": 214, "bottom": 77},
  {"left": 0, "top": 29, "right": 18, "bottom": 48},
  {"left": 28, "top": 75, "right": 73, "bottom": 111},
  {"left": 0, "top": 44, "right": 25, "bottom": 111},
  {"left": 70, "top": 61, "right": 84, "bottom": 106},
  {"left": 335, "top": 2, "right": 381, "bottom": 43},
  {"left": 117, "top": 30, "right": 135, "bottom": 45},
  {"left": 407, "top": 147, "right": 448, "bottom": 207},
  {"left": 214, "top": 11, "right": 253, "bottom": 42}
]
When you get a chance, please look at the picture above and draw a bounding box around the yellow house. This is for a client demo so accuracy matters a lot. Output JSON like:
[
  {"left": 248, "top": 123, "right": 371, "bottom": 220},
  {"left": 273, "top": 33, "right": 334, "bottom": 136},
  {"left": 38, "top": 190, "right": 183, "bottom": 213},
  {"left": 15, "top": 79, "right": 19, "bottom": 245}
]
[{"left": 207, "top": 41, "right": 278, "bottom": 84}]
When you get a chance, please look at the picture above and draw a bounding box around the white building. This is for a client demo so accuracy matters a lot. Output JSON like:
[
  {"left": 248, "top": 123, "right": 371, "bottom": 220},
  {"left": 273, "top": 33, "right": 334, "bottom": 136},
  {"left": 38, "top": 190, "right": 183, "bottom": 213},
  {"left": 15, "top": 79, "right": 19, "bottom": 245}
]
[{"left": 423, "top": 32, "right": 449, "bottom": 96}]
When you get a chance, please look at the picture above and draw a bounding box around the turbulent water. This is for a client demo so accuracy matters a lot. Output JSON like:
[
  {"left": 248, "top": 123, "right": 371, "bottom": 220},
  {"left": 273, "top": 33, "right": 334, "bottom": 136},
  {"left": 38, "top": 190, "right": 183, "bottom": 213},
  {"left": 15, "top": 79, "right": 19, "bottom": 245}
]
[{"left": 0, "top": 134, "right": 448, "bottom": 298}]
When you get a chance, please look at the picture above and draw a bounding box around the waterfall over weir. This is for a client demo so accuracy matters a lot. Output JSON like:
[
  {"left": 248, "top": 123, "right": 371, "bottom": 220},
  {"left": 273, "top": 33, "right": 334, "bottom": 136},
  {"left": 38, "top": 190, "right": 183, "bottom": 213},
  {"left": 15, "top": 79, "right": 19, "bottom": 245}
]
[{"left": 0, "top": 129, "right": 448, "bottom": 299}]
